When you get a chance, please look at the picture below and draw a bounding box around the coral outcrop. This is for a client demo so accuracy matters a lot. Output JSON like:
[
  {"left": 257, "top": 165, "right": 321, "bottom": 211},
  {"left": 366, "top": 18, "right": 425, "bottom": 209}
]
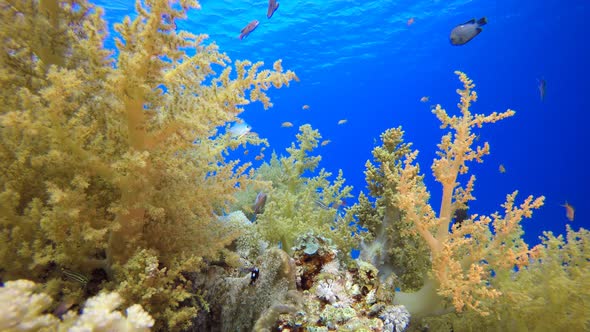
[{"left": 0, "top": 0, "right": 297, "bottom": 329}]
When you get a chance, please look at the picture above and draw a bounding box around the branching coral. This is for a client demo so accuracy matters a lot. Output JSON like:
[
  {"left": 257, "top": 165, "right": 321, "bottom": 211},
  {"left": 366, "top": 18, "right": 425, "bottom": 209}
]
[
  {"left": 0, "top": 0, "right": 297, "bottom": 329},
  {"left": 353, "top": 127, "right": 431, "bottom": 290},
  {"left": 254, "top": 124, "right": 357, "bottom": 256},
  {"left": 358, "top": 71, "right": 548, "bottom": 320},
  {"left": 420, "top": 225, "right": 590, "bottom": 331}
]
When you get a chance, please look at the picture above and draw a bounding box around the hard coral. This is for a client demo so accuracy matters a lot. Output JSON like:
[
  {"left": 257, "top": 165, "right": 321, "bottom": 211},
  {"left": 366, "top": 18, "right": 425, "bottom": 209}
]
[{"left": 0, "top": 280, "right": 154, "bottom": 332}]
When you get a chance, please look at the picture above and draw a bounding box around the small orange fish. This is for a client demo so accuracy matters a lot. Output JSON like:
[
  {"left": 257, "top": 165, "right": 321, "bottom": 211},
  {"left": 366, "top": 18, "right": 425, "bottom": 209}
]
[
  {"left": 302, "top": 104, "right": 310, "bottom": 110},
  {"left": 281, "top": 121, "right": 293, "bottom": 128},
  {"left": 255, "top": 153, "right": 264, "bottom": 161},
  {"left": 420, "top": 96, "right": 429, "bottom": 102},
  {"left": 561, "top": 202, "right": 575, "bottom": 221},
  {"left": 407, "top": 17, "right": 415, "bottom": 26},
  {"left": 337, "top": 119, "right": 347, "bottom": 125},
  {"left": 320, "top": 140, "right": 331, "bottom": 146},
  {"left": 499, "top": 164, "right": 506, "bottom": 173}
]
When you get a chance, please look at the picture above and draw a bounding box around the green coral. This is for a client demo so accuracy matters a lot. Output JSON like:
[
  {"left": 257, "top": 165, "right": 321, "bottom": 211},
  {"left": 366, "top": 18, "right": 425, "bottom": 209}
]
[
  {"left": 418, "top": 226, "right": 590, "bottom": 331},
  {"left": 0, "top": 0, "right": 297, "bottom": 329},
  {"left": 352, "top": 127, "right": 431, "bottom": 290},
  {"left": 254, "top": 124, "right": 357, "bottom": 256}
]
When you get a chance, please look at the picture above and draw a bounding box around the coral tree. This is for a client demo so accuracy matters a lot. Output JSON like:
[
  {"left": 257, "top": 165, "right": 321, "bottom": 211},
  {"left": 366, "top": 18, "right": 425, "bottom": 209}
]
[
  {"left": 254, "top": 124, "right": 357, "bottom": 256},
  {"left": 358, "top": 71, "right": 589, "bottom": 329},
  {"left": 0, "top": 0, "right": 297, "bottom": 330}
]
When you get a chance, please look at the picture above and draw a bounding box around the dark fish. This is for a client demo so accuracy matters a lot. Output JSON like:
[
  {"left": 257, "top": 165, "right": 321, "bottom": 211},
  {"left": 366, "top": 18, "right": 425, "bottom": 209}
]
[
  {"left": 253, "top": 192, "right": 267, "bottom": 214},
  {"left": 267, "top": 0, "right": 280, "bottom": 19},
  {"left": 450, "top": 17, "right": 487, "bottom": 45},
  {"left": 239, "top": 20, "right": 259, "bottom": 40},
  {"left": 538, "top": 78, "right": 547, "bottom": 101},
  {"left": 453, "top": 205, "right": 469, "bottom": 229},
  {"left": 250, "top": 267, "right": 260, "bottom": 285}
]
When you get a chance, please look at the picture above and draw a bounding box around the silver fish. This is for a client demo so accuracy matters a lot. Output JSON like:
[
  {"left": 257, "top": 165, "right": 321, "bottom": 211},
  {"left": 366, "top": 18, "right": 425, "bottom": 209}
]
[
  {"left": 450, "top": 17, "right": 487, "bottom": 45},
  {"left": 239, "top": 20, "right": 259, "bottom": 40},
  {"left": 267, "top": 0, "right": 280, "bottom": 19}
]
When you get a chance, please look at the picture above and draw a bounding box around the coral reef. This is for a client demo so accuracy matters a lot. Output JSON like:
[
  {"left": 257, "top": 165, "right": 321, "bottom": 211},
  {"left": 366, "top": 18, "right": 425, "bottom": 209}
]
[
  {"left": 1, "top": 0, "right": 586, "bottom": 330},
  {"left": 254, "top": 125, "right": 358, "bottom": 257},
  {"left": 391, "top": 71, "right": 544, "bottom": 318},
  {"left": 352, "top": 71, "right": 588, "bottom": 330},
  {"left": 0, "top": 279, "right": 154, "bottom": 331},
  {"left": 353, "top": 126, "right": 431, "bottom": 290},
  {"left": 270, "top": 234, "right": 412, "bottom": 331},
  {"left": 420, "top": 225, "right": 590, "bottom": 331},
  {"left": 0, "top": 0, "right": 297, "bottom": 330},
  {"left": 189, "top": 246, "right": 298, "bottom": 332}
]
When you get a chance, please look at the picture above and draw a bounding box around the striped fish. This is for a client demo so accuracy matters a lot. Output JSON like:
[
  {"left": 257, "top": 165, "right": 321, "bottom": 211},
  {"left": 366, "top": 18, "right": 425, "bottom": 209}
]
[{"left": 61, "top": 268, "right": 89, "bottom": 286}]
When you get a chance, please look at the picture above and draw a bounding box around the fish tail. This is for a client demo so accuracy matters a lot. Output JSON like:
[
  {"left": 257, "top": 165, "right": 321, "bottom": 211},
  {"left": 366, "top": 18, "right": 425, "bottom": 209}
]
[{"left": 478, "top": 17, "right": 488, "bottom": 26}]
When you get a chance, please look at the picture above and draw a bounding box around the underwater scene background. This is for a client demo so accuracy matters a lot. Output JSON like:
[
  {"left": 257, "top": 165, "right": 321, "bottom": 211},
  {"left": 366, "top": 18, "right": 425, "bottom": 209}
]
[
  {"left": 1, "top": 0, "right": 588, "bottom": 331},
  {"left": 100, "top": 0, "right": 588, "bottom": 246}
]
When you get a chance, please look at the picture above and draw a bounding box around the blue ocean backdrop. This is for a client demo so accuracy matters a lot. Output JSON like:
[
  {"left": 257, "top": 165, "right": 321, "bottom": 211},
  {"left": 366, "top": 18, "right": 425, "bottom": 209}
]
[{"left": 99, "top": 0, "right": 587, "bottom": 246}]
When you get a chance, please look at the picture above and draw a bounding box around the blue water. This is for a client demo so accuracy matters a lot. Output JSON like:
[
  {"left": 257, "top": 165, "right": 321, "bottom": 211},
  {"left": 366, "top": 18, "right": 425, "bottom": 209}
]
[{"left": 98, "top": 0, "right": 588, "bottom": 246}]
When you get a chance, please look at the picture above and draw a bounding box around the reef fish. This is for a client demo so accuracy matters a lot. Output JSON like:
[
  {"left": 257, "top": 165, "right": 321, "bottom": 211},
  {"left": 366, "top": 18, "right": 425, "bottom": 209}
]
[
  {"left": 229, "top": 122, "right": 252, "bottom": 139},
  {"left": 337, "top": 119, "right": 347, "bottom": 125},
  {"left": 562, "top": 202, "right": 575, "bottom": 221},
  {"left": 453, "top": 205, "right": 469, "bottom": 229},
  {"left": 450, "top": 17, "right": 487, "bottom": 45},
  {"left": 253, "top": 192, "right": 267, "bottom": 215},
  {"left": 267, "top": 0, "right": 279, "bottom": 19},
  {"left": 61, "top": 268, "right": 89, "bottom": 286},
  {"left": 239, "top": 20, "right": 259, "bottom": 40},
  {"left": 281, "top": 121, "right": 293, "bottom": 128},
  {"left": 538, "top": 78, "right": 547, "bottom": 101}
]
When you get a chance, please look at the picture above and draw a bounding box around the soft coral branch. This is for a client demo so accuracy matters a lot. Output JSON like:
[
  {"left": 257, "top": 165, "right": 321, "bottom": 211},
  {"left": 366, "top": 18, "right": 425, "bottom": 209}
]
[{"left": 393, "top": 71, "right": 544, "bottom": 318}]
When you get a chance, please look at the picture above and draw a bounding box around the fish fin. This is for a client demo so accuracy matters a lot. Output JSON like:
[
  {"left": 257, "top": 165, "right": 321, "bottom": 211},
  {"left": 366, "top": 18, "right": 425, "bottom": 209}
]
[
  {"left": 462, "top": 18, "right": 476, "bottom": 25},
  {"left": 476, "top": 27, "right": 483, "bottom": 33},
  {"left": 477, "top": 17, "right": 488, "bottom": 26}
]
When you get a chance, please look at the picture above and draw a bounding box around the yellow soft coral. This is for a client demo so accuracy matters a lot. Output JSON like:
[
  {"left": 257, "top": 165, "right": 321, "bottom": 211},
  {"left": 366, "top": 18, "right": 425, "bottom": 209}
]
[
  {"left": 393, "top": 71, "right": 544, "bottom": 318},
  {"left": 0, "top": 0, "right": 297, "bottom": 330}
]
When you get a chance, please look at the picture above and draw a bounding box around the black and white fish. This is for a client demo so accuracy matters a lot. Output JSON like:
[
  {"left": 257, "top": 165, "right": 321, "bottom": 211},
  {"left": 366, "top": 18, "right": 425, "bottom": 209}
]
[{"left": 450, "top": 17, "right": 487, "bottom": 45}]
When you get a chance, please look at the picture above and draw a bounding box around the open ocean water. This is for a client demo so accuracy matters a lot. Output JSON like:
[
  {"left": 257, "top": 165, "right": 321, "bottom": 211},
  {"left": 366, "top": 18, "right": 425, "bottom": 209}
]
[{"left": 98, "top": 0, "right": 588, "bottom": 246}]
